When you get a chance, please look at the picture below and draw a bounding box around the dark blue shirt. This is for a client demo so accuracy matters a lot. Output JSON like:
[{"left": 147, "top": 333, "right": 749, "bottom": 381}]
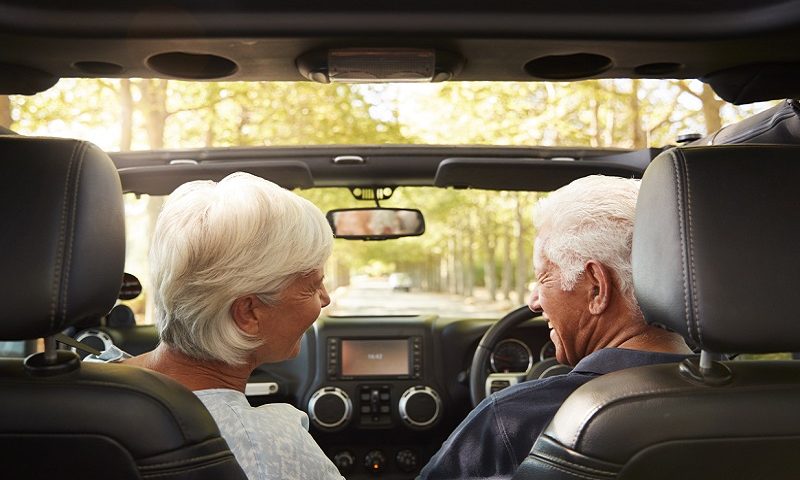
[{"left": 419, "top": 348, "right": 691, "bottom": 480}]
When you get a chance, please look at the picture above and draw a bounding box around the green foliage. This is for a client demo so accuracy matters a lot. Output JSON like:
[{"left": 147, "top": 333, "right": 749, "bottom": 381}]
[{"left": 7, "top": 77, "right": 778, "bottom": 304}]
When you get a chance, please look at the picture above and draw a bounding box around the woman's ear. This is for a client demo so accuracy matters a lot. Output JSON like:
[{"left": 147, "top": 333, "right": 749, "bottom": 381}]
[
  {"left": 230, "top": 295, "right": 263, "bottom": 335},
  {"left": 584, "top": 260, "right": 612, "bottom": 315}
]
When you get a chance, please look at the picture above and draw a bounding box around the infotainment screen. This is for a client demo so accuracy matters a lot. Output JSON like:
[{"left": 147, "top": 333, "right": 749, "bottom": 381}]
[{"left": 340, "top": 339, "right": 410, "bottom": 377}]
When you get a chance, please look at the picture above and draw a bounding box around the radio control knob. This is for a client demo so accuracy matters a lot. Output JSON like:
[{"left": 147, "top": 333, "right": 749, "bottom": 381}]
[
  {"left": 308, "top": 387, "right": 352, "bottom": 429},
  {"left": 399, "top": 386, "right": 441, "bottom": 428}
]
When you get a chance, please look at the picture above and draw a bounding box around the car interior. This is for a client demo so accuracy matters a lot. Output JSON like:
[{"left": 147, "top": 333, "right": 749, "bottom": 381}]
[{"left": 0, "top": 1, "right": 799, "bottom": 479}]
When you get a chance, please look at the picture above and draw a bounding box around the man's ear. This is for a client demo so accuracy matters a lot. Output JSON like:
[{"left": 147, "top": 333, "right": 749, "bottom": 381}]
[
  {"left": 230, "top": 295, "right": 263, "bottom": 335},
  {"left": 584, "top": 260, "right": 612, "bottom": 315}
]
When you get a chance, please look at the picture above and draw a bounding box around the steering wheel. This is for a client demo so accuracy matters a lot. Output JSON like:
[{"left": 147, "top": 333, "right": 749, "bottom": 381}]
[
  {"left": 469, "top": 305, "right": 538, "bottom": 407},
  {"left": 470, "top": 306, "right": 574, "bottom": 407}
]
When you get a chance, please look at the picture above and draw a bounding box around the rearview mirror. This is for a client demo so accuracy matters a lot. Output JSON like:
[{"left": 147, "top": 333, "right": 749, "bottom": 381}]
[{"left": 326, "top": 208, "right": 425, "bottom": 240}]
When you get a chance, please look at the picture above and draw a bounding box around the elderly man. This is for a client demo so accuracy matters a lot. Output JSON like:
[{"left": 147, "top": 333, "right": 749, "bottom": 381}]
[{"left": 419, "top": 175, "right": 692, "bottom": 480}]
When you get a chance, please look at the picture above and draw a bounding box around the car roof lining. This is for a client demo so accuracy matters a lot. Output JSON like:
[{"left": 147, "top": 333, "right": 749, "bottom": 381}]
[{"left": 0, "top": 1, "right": 798, "bottom": 103}]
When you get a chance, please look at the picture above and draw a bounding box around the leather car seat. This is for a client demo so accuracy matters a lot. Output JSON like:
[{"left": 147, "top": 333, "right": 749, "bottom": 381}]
[
  {"left": 513, "top": 145, "right": 800, "bottom": 480},
  {"left": 0, "top": 137, "right": 247, "bottom": 479}
]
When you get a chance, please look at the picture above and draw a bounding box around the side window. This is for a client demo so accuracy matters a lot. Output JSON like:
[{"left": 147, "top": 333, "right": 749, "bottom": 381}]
[{"left": 734, "top": 353, "right": 793, "bottom": 361}]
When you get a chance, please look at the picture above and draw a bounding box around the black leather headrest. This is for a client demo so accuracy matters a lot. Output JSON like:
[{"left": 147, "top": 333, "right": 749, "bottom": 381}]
[
  {"left": 633, "top": 145, "right": 800, "bottom": 353},
  {"left": 0, "top": 137, "right": 125, "bottom": 340}
]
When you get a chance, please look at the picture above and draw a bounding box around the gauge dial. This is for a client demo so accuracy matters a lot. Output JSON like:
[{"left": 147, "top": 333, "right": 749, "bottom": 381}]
[
  {"left": 540, "top": 340, "right": 557, "bottom": 361},
  {"left": 490, "top": 339, "right": 533, "bottom": 373}
]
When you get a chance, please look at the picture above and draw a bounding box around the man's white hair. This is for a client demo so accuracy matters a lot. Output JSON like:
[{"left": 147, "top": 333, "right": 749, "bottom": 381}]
[
  {"left": 533, "top": 175, "right": 640, "bottom": 306},
  {"left": 150, "top": 172, "right": 333, "bottom": 365}
]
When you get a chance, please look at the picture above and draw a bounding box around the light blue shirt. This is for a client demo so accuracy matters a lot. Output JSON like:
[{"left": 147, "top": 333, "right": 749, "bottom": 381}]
[{"left": 195, "top": 389, "right": 344, "bottom": 480}]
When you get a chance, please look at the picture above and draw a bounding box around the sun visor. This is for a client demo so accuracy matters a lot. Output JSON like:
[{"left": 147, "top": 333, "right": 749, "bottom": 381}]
[
  {"left": 0, "top": 63, "right": 58, "bottom": 95},
  {"left": 703, "top": 63, "right": 800, "bottom": 105},
  {"left": 119, "top": 160, "right": 314, "bottom": 195},
  {"left": 433, "top": 149, "right": 655, "bottom": 191}
]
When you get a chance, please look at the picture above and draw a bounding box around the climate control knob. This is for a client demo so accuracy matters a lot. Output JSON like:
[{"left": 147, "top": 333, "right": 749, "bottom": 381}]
[
  {"left": 308, "top": 387, "right": 352, "bottom": 429},
  {"left": 395, "top": 449, "right": 419, "bottom": 473},
  {"left": 332, "top": 450, "right": 356, "bottom": 474},
  {"left": 399, "top": 386, "right": 442, "bottom": 428},
  {"left": 364, "top": 450, "right": 386, "bottom": 474}
]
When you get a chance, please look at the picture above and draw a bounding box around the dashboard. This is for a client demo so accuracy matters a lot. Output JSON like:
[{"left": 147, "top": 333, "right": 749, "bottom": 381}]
[{"left": 81, "top": 313, "right": 552, "bottom": 480}]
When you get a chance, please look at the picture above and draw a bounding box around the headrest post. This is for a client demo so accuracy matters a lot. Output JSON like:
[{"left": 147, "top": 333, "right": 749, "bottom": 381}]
[
  {"left": 679, "top": 350, "right": 732, "bottom": 386},
  {"left": 43, "top": 336, "right": 58, "bottom": 364},
  {"left": 699, "top": 350, "right": 725, "bottom": 372}
]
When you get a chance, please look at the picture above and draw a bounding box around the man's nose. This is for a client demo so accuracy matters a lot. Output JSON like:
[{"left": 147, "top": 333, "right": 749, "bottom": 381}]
[{"left": 528, "top": 284, "right": 542, "bottom": 313}]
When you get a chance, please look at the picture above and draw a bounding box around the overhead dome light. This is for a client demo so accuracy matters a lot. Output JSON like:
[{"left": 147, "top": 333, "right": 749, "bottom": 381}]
[{"left": 297, "top": 48, "right": 464, "bottom": 83}]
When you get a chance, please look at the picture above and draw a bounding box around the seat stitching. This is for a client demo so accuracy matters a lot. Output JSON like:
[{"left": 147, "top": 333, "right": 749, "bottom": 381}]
[
  {"left": 60, "top": 142, "right": 88, "bottom": 324},
  {"left": 138, "top": 451, "right": 235, "bottom": 470},
  {"left": 140, "top": 457, "right": 237, "bottom": 478},
  {"left": 50, "top": 141, "right": 80, "bottom": 330},
  {"left": 532, "top": 457, "right": 606, "bottom": 480},
  {"left": 533, "top": 451, "right": 617, "bottom": 475},
  {"left": 671, "top": 151, "right": 693, "bottom": 342},
  {"left": 681, "top": 151, "right": 703, "bottom": 343}
]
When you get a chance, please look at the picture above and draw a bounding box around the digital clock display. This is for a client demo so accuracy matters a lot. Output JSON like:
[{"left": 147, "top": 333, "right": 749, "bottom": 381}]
[{"left": 340, "top": 339, "right": 410, "bottom": 376}]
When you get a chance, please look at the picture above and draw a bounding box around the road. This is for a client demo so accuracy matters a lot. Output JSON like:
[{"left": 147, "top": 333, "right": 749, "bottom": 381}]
[{"left": 326, "top": 277, "right": 519, "bottom": 318}]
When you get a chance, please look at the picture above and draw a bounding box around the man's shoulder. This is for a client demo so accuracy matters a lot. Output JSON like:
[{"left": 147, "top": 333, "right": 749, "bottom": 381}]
[{"left": 492, "top": 371, "right": 596, "bottom": 408}]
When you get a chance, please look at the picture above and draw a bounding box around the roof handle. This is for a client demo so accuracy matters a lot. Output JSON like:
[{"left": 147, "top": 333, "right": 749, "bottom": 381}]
[{"left": 333, "top": 155, "right": 365, "bottom": 165}]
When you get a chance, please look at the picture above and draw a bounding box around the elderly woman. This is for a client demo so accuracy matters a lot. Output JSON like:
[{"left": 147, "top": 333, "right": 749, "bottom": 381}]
[{"left": 127, "top": 172, "right": 342, "bottom": 480}]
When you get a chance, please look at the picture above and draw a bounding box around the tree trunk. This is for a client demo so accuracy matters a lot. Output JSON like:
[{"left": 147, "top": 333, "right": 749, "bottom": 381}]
[
  {"left": 454, "top": 236, "right": 463, "bottom": 295},
  {"left": 118, "top": 80, "right": 133, "bottom": 151},
  {"left": 0, "top": 95, "right": 14, "bottom": 130},
  {"left": 440, "top": 254, "right": 450, "bottom": 294},
  {"left": 204, "top": 85, "right": 220, "bottom": 147},
  {"left": 630, "top": 79, "right": 647, "bottom": 148},
  {"left": 514, "top": 194, "right": 528, "bottom": 304},
  {"left": 481, "top": 221, "right": 497, "bottom": 301},
  {"left": 464, "top": 216, "right": 474, "bottom": 297},
  {"left": 139, "top": 79, "right": 169, "bottom": 149},
  {"left": 0, "top": 95, "right": 12, "bottom": 129},
  {"left": 501, "top": 226, "right": 513, "bottom": 300},
  {"left": 447, "top": 238, "right": 457, "bottom": 294},
  {"left": 699, "top": 83, "right": 724, "bottom": 134},
  {"left": 591, "top": 97, "right": 602, "bottom": 147}
]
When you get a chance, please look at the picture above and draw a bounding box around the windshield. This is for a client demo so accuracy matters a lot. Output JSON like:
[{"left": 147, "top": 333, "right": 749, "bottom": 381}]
[
  {"left": 4, "top": 78, "right": 777, "bottom": 321},
  {"left": 122, "top": 187, "right": 539, "bottom": 321}
]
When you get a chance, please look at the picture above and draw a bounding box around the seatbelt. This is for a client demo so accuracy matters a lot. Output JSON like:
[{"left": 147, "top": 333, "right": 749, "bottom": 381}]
[
  {"left": 54, "top": 332, "right": 101, "bottom": 355},
  {"left": 53, "top": 332, "right": 132, "bottom": 363}
]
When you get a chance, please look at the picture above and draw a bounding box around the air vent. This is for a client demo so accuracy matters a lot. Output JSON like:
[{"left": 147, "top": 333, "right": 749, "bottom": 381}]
[
  {"left": 524, "top": 53, "right": 612, "bottom": 80},
  {"left": 147, "top": 52, "right": 238, "bottom": 79}
]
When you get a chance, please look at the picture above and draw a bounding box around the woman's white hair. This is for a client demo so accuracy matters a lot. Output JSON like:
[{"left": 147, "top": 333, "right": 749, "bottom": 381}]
[
  {"left": 533, "top": 175, "right": 640, "bottom": 306},
  {"left": 150, "top": 172, "right": 333, "bottom": 365}
]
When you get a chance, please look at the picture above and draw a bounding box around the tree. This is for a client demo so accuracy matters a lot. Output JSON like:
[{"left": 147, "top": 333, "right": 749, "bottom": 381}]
[
  {"left": 678, "top": 81, "right": 725, "bottom": 134},
  {"left": 0, "top": 96, "right": 11, "bottom": 129}
]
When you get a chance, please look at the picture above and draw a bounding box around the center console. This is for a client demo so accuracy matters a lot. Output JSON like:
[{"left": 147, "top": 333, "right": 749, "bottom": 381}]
[{"left": 306, "top": 326, "right": 448, "bottom": 478}]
